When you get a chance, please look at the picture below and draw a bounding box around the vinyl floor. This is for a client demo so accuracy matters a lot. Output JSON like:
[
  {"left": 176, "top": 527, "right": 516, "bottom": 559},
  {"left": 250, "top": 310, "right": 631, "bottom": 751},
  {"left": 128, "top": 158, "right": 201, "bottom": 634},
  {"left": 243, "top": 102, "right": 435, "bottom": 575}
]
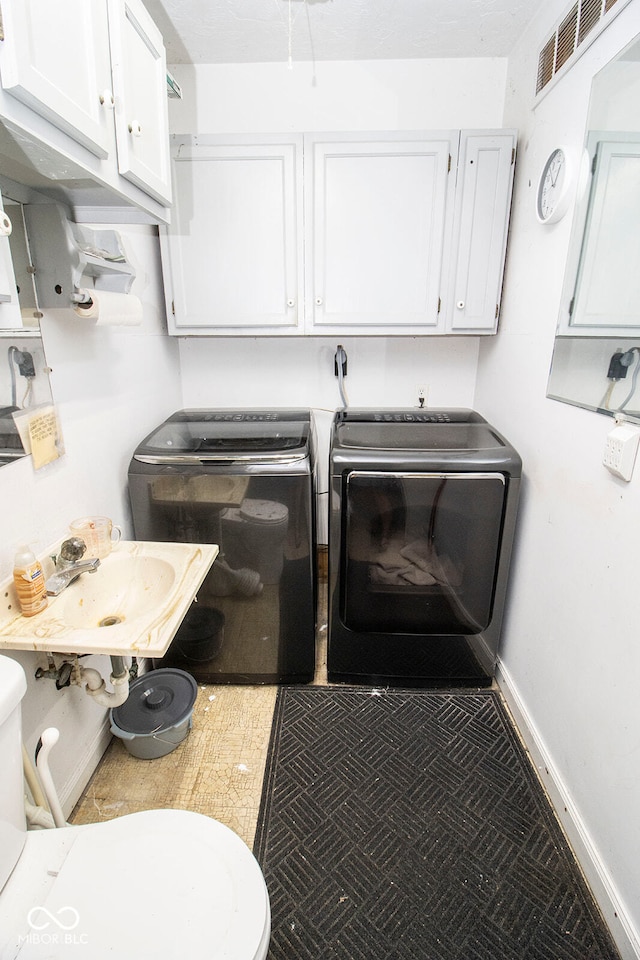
[{"left": 71, "top": 580, "right": 620, "bottom": 959}]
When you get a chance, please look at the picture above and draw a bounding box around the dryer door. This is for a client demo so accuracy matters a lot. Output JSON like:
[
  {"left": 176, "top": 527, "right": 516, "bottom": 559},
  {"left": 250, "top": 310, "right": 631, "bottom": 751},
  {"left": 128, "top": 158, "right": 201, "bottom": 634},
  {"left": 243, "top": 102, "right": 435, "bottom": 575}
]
[{"left": 342, "top": 472, "right": 506, "bottom": 635}]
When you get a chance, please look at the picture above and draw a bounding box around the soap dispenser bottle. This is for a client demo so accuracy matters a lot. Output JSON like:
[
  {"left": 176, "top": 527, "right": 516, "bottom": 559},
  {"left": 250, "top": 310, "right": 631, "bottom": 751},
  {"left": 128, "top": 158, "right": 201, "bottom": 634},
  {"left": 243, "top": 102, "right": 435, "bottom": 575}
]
[{"left": 13, "top": 546, "right": 48, "bottom": 617}]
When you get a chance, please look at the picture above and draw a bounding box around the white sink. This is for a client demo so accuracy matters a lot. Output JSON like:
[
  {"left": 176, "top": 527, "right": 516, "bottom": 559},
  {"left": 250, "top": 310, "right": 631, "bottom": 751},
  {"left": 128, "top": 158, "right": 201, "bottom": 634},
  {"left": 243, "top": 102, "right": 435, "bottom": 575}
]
[
  {"left": 61, "top": 555, "right": 176, "bottom": 630},
  {"left": 0, "top": 541, "right": 218, "bottom": 657}
]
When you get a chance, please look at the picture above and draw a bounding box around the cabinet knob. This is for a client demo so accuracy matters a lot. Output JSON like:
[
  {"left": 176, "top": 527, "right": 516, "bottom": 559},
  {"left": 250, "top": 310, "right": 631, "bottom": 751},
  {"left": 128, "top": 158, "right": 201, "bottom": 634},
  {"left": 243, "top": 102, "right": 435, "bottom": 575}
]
[
  {"left": 128, "top": 121, "right": 142, "bottom": 137},
  {"left": 456, "top": 300, "right": 465, "bottom": 309},
  {"left": 99, "top": 90, "right": 115, "bottom": 108},
  {"left": 287, "top": 299, "right": 295, "bottom": 307},
  {"left": 315, "top": 297, "right": 323, "bottom": 306},
  {"left": 0, "top": 212, "right": 12, "bottom": 237}
]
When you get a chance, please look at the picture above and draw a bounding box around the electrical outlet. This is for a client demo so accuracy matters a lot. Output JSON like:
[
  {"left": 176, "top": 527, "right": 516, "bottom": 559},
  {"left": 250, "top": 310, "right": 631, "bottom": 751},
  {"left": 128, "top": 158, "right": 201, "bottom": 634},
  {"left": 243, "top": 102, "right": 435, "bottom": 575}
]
[
  {"left": 603, "top": 421, "right": 640, "bottom": 481},
  {"left": 416, "top": 385, "right": 428, "bottom": 408}
]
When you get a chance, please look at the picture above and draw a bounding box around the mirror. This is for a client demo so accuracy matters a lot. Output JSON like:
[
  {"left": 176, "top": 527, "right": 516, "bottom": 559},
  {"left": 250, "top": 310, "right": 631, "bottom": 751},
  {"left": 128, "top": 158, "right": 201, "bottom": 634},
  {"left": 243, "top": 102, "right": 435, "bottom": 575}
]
[
  {"left": 4, "top": 198, "right": 41, "bottom": 325},
  {"left": 0, "top": 180, "right": 56, "bottom": 466},
  {"left": 547, "top": 33, "right": 640, "bottom": 422}
]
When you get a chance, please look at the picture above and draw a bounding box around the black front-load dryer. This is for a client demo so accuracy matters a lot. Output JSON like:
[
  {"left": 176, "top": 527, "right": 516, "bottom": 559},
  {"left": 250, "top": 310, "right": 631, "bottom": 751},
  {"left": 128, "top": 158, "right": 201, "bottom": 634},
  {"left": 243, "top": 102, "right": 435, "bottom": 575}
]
[
  {"left": 328, "top": 408, "right": 521, "bottom": 687},
  {"left": 128, "top": 409, "right": 317, "bottom": 683}
]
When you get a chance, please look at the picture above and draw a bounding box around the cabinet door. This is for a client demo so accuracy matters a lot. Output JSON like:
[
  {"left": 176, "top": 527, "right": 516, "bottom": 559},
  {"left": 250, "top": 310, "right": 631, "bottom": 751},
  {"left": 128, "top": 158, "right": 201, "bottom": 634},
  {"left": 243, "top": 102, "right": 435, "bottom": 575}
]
[
  {"left": 162, "top": 136, "right": 304, "bottom": 335},
  {"left": 107, "top": 0, "right": 171, "bottom": 205},
  {"left": 0, "top": 0, "right": 113, "bottom": 158},
  {"left": 447, "top": 132, "right": 516, "bottom": 333},
  {"left": 305, "top": 133, "right": 457, "bottom": 335}
]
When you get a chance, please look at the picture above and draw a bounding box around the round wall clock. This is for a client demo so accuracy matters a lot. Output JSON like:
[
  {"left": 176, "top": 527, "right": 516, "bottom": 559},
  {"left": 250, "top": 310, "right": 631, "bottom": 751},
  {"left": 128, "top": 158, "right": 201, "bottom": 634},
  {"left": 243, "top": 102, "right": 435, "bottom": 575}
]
[{"left": 536, "top": 147, "right": 573, "bottom": 224}]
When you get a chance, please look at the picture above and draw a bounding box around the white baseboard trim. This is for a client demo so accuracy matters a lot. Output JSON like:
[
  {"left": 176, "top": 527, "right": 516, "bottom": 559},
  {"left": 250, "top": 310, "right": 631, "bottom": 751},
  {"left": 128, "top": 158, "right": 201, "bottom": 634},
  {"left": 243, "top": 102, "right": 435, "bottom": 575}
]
[
  {"left": 496, "top": 658, "right": 640, "bottom": 960},
  {"left": 59, "top": 717, "right": 112, "bottom": 819}
]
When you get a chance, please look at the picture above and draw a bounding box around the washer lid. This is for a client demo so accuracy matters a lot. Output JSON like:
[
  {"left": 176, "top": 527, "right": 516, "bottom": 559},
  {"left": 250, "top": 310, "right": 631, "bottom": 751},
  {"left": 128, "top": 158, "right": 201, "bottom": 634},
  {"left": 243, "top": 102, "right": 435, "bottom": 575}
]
[
  {"left": 133, "top": 409, "right": 311, "bottom": 463},
  {"left": 110, "top": 669, "right": 197, "bottom": 735}
]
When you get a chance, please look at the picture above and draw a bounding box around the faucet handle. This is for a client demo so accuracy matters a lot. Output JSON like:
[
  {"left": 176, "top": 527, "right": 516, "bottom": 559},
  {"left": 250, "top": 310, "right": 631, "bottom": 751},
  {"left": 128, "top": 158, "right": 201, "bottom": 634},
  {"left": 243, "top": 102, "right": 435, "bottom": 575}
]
[{"left": 59, "top": 537, "right": 87, "bottom": 562}]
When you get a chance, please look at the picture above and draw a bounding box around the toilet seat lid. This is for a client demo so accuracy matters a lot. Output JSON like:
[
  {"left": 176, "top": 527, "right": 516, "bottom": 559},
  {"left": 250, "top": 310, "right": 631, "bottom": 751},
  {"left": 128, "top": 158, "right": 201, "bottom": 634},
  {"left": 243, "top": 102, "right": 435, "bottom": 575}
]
[
  {"left": 3, "top": 809, "right": 269, "bottom": 960},
  {"left": 239, "top": 499, "right": 288, "bottom": 524}
]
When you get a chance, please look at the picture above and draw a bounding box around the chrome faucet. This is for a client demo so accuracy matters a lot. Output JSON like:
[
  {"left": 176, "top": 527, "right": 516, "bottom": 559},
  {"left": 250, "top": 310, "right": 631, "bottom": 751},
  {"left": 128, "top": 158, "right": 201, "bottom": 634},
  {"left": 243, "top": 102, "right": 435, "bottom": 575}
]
[{"left": 45, "top": 537, "right": 101, "bottom": 596}]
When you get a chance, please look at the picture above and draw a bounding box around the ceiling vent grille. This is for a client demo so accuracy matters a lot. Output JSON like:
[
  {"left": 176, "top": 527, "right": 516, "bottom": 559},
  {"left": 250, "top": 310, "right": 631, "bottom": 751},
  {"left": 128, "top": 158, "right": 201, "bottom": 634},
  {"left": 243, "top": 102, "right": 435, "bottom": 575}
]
[{"left": 536, "top": 0, "right": 620, "bottom": 95}]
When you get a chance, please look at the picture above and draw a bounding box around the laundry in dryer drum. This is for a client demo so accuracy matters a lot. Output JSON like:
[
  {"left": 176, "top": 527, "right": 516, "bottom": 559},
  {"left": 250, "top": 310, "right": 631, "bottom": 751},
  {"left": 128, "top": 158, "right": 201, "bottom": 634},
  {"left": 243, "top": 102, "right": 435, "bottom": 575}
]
[{"left": 369, "top": 538, "right": 462, "bottom": 587}]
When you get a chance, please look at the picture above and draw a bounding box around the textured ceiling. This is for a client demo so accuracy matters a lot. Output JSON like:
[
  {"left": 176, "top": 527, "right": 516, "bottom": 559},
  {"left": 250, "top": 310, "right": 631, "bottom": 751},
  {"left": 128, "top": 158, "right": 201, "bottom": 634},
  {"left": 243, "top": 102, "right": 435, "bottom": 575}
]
[{"left": 144, "top": 0, "right": 540, "bottom": 65}]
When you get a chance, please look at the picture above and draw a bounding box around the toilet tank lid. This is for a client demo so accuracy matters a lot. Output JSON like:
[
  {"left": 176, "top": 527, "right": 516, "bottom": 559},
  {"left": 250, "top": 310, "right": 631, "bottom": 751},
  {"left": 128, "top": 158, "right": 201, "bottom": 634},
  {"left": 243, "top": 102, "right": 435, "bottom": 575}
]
[{"left": 0, "top": 656, "right": 27, "bottom": 726}]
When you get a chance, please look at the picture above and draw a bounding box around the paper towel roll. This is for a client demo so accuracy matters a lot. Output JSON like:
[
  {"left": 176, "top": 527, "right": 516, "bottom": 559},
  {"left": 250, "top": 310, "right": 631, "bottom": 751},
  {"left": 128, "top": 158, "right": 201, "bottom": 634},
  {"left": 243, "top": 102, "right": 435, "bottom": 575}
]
[{"left": 72, "top": 290, "right": 142, "bottom": 326}]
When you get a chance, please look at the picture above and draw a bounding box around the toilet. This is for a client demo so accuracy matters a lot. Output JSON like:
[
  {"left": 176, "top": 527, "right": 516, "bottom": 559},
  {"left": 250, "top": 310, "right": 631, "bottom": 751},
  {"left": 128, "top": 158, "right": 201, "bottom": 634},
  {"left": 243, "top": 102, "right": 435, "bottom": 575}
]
[
  {"left": 0, "top": 656, "right": 270, "bottom": 959},
  {"left": 221, "top": 499, "right": 289, "bottom": 584}
]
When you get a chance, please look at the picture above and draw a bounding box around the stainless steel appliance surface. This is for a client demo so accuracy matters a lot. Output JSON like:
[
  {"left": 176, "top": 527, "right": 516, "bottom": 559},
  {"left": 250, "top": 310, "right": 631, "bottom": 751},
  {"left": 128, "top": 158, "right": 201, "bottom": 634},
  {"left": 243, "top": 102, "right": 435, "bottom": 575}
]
[
  {"left": 128, "top": 409, "right": 317, "bottom": 683},
  {"left": 328, "top": 408, "right": 521, "bottom": 687}
]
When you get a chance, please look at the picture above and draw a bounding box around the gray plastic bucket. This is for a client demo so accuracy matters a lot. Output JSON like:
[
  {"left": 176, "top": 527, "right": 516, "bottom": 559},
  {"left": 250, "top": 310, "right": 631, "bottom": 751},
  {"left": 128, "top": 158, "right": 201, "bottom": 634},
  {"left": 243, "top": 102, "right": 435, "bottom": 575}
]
[{"left": 110, "top": 668, "right": 197, "bottom": 759}]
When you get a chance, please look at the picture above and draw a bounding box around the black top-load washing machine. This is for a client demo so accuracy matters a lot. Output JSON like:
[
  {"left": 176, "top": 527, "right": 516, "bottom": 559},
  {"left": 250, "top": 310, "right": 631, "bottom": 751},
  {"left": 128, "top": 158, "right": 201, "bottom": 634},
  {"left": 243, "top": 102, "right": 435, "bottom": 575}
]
[
  {"left": 128, "top": 409, "right": 317, "bottom": 683},
  {"left": 328, "top": 408, "right": 521, "bottom": 687}
]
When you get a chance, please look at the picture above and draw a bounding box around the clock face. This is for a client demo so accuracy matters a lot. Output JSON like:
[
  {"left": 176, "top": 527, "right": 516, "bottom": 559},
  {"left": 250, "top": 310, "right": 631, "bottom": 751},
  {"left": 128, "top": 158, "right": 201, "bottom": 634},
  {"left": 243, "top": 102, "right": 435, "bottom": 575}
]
[{"left": 537, "top": 148, "right": 571, "bottom": 223}]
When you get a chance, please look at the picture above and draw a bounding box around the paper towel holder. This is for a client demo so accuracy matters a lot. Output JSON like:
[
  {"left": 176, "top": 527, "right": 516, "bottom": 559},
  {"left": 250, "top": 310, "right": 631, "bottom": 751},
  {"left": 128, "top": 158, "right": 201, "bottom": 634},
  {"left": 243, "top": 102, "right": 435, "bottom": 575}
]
[{"left": 23, "top": 201, "right": 136, "bottom": 309}]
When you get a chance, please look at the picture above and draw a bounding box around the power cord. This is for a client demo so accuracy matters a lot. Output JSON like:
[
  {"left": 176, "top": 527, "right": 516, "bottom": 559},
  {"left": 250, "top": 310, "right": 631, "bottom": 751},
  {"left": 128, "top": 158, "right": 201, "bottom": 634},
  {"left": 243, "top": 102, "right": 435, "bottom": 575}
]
[
  {"left": 617, "top": 348, "right": 640, "bottom": 411},
  {"left": 8, "top": 346, "right": 36, "bottom": 408},
  {"left": 334, "top": 344, "right": 349, "bottom": 408}
]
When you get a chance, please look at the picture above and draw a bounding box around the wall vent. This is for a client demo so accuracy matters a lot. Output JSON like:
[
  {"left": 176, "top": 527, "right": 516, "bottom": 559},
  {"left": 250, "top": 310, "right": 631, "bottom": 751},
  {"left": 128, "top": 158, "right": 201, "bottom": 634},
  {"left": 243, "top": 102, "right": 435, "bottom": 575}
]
[{"left": 536, "top": 0, "right": 624, "bottom": 95}]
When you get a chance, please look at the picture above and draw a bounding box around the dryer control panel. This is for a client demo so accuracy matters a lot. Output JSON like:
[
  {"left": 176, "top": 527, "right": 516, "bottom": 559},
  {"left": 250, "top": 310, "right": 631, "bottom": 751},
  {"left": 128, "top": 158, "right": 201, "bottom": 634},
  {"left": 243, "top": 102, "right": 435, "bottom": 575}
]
[{"left": 335, "top": 408, "right": 485, "bottom": 424}]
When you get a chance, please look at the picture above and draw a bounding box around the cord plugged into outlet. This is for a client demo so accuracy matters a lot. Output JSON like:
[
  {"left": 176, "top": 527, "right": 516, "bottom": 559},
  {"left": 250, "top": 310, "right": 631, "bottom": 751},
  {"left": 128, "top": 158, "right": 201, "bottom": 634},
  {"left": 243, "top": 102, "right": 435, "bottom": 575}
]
[
  {"left": 601, "top": 347, "right": 640, "bottom": 412},
  {"left": 7, "top": 346, "right": 36, "bottom": 408},
  {"left": 606, "top": 350, "right": 633, "bottom": 381},
  {"left": 334, "top": 345, "right": 347, "bottom": 378},
  {"left": 334, "top": 344, "right": 349, "bottom": 408},
  {"left": 15, "top": 350, "right": 35, "bottom": 379},
  {"left": 417, "top": 385, "right": 427, "bottom": 409}
]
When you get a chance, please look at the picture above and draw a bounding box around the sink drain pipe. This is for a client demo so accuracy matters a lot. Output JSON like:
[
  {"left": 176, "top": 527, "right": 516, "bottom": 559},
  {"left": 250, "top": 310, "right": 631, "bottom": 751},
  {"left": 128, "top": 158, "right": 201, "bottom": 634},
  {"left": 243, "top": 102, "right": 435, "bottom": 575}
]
[{"left": 76, "top": 656, "right": 130, "bottom": 708}]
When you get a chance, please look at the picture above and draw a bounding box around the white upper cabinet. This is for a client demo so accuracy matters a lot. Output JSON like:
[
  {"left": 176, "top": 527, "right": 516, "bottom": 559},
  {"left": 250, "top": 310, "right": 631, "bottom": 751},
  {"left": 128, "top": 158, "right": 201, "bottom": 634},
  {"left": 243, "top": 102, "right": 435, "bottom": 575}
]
[
  {"left": 162, "top": 135, "right": 303, "bottom": 334},
  {"left": 107, "top": 0, "right": 171, "bottom": 205},
  {"left": 162, "top": 130, "right": 516, "bottom": 337},
  {"left": 446, "top": 132, "right": 516, "bottom": 334},
  {"left": 305, "top": 133, "right": 456, "bottom": 335},
  {"left": 0, "top": 0, "right": 171, "bottom": 219},
  {"left": 0, "top": 0, "right": 113, "bottom": 158}
]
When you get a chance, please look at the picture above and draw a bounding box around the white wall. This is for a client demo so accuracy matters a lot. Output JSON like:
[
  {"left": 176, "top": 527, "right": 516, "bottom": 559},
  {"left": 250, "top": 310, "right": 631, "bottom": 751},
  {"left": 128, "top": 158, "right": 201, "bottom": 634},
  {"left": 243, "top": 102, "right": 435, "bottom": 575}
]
[
  {"left": 0, "top": 225, "right": 181, "bottom": 813},
  {"left": 475, "top": 1, "right": 640, "bottom": 955},
  {"left": 168, "top": 58, "right": 508, "bottom": 133},
  {"left": 168, "top": 57, "right": 508, "bottom": 537}
]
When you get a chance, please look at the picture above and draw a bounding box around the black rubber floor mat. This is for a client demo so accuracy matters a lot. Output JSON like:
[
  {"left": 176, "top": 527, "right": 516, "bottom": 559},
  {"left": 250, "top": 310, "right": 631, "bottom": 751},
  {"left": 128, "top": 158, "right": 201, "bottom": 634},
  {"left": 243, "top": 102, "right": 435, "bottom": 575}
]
[{"left": 254, "top": 687, "right": 620, "bottom": 960}]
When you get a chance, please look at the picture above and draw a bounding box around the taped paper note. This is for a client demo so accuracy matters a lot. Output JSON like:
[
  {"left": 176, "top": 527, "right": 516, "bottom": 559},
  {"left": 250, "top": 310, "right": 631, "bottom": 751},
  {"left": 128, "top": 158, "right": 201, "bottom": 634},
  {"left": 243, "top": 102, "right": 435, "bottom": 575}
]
[{"left": 26, "top": 406, "right": 64, "bottom": 469}]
